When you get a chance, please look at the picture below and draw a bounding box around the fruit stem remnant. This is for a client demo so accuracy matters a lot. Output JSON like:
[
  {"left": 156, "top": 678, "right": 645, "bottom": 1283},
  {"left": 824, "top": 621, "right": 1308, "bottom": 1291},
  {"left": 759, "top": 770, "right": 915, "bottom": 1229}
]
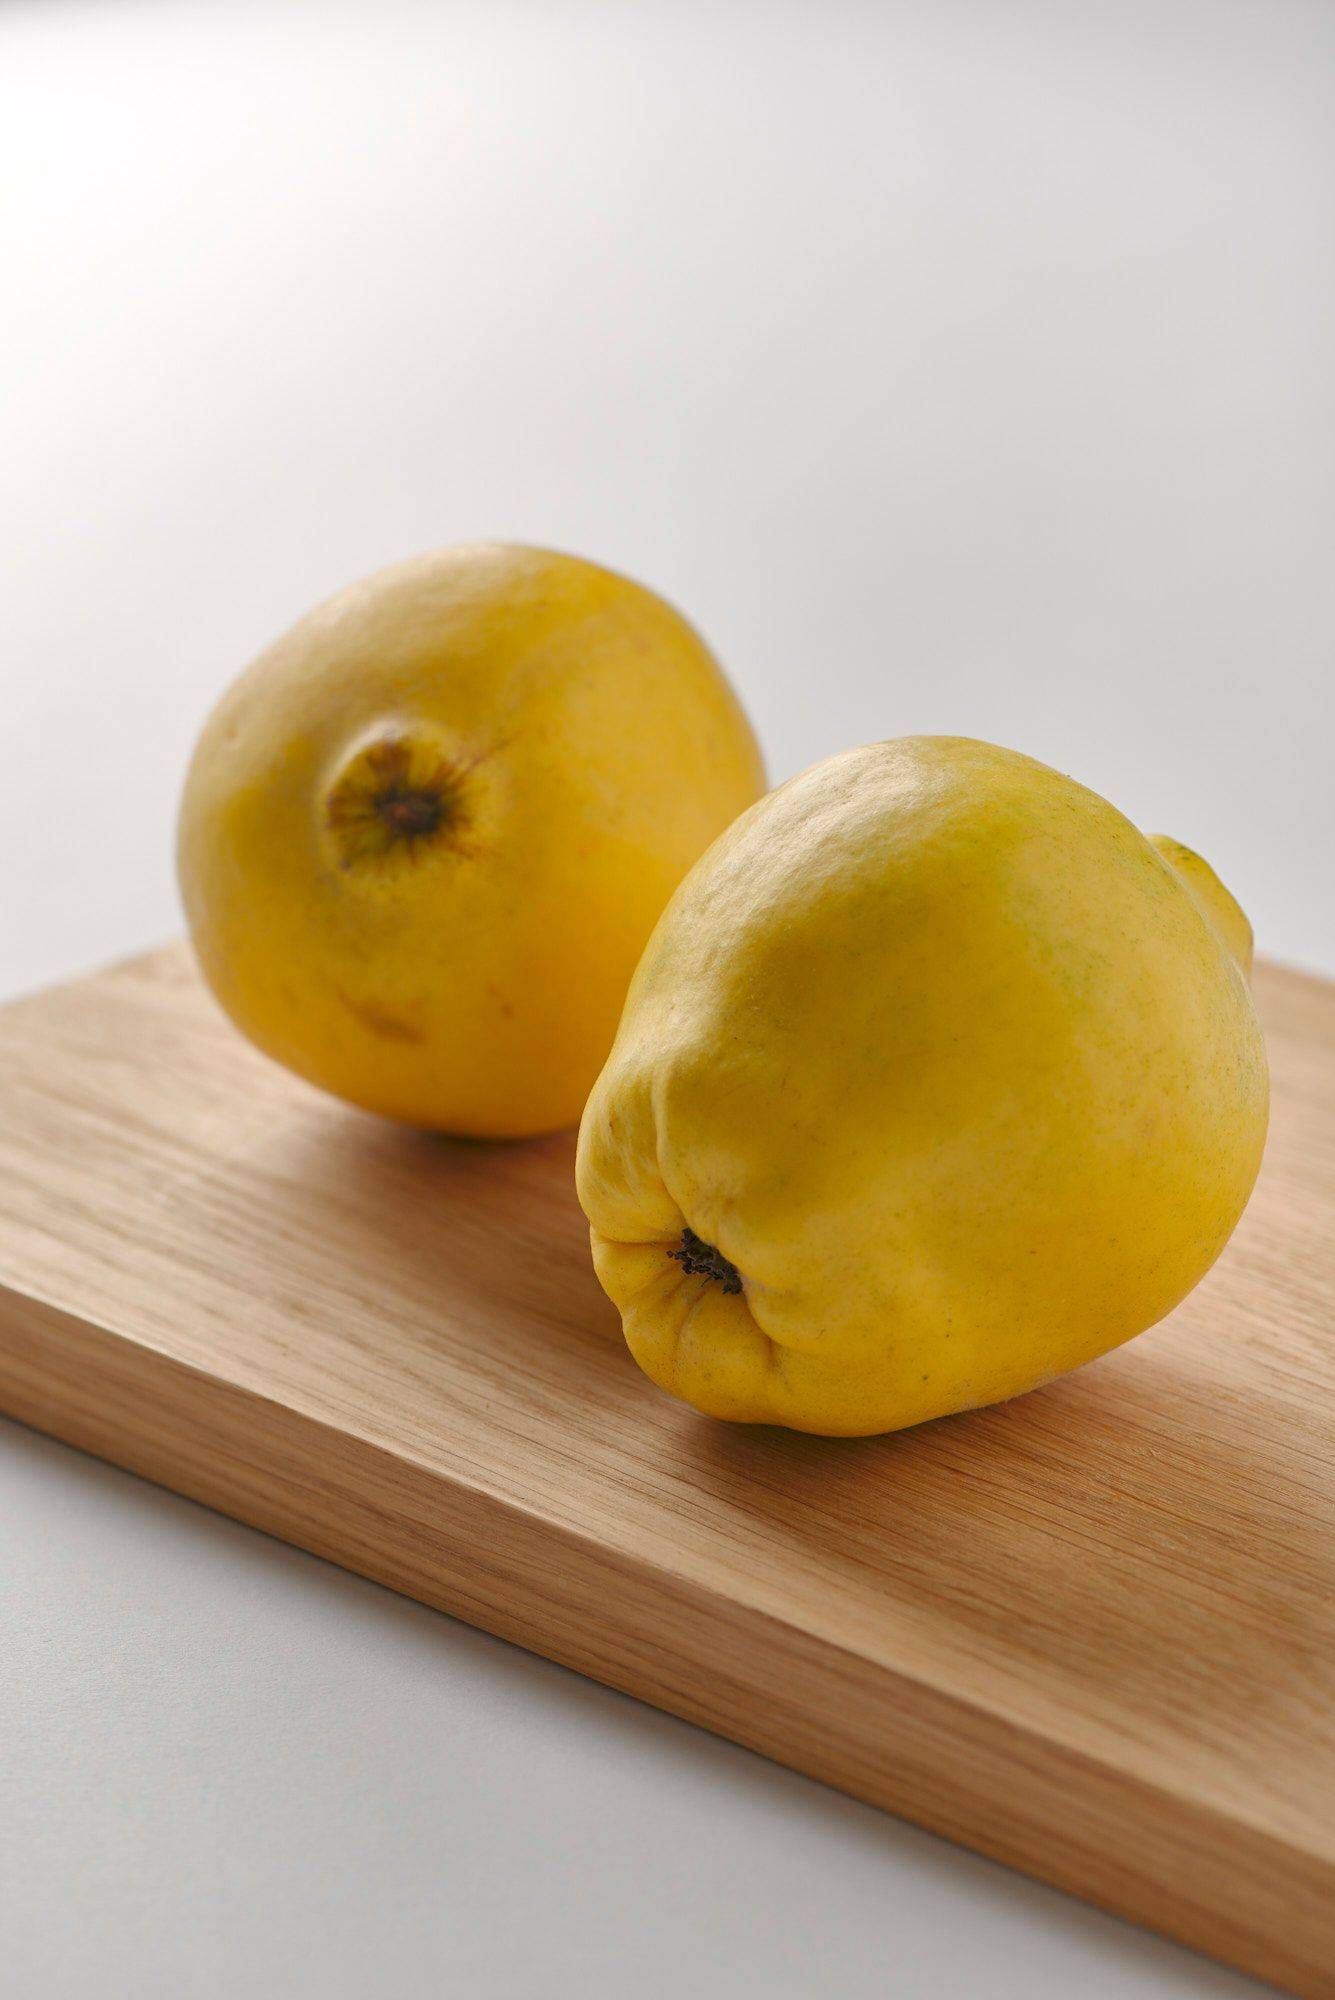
[{"left": 668, "top": 1227, "right": 743, "bottom": 1294}]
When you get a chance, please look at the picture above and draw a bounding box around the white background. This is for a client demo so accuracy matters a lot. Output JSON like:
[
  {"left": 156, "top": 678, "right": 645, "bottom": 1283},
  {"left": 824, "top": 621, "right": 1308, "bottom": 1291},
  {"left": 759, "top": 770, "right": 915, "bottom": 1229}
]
[{"left": 2, "top": 3, "right": 1332, "bottom": 1995}]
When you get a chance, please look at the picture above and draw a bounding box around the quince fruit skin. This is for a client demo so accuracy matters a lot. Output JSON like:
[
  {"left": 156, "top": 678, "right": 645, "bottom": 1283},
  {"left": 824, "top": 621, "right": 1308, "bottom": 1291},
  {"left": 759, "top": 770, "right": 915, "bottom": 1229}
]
[
  {"left": 178, "top": 544, "right": 765, "bottom": 1137},
  {"left": 577, "top": 737, "right": 1269, "bottom": 1435}
]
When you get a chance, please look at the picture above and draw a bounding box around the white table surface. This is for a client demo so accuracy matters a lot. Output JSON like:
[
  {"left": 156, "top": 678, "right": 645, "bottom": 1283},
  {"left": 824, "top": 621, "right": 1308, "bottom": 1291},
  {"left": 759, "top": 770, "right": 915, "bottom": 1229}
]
[{"left": 3, "top": 4, "right": 1332, "bottom": 1994}]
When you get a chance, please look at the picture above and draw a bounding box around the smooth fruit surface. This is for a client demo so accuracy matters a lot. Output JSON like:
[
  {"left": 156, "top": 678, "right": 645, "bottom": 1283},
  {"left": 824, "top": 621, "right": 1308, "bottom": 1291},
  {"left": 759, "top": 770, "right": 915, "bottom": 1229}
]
[
  {"left": 577, "top": 737, "right": 1269, "bottom": 1435},
  {"left": 178, "top": 545, "right": 765, "bottom": 1136}
]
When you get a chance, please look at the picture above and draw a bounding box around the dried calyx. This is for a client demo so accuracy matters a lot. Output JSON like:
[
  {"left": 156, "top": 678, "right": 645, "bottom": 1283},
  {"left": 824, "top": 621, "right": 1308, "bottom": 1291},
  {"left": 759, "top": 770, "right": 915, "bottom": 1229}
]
[
  {"left": 375, "top": 787, "right": 446, "bottom": 838},
  {"left": 325, "top": 735, "right": 468, "bottom": 869},
  {"left": 668, "top": 1226, "right": 743, "bottom": 1294}
]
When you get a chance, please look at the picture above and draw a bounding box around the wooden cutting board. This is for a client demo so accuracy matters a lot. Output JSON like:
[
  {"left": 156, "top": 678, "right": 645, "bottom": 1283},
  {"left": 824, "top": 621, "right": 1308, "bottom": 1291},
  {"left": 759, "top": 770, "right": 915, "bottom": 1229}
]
[{"left": 2, "top": 948, "right": 1333, "bottom": 1996}]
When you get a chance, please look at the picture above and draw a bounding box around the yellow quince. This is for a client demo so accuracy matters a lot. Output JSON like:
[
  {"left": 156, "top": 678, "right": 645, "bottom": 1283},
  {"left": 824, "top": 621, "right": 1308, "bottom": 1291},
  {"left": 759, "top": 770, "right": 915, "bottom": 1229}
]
[
  {"left": 178, "top": 544, "right": 764, "bottom": 1136},
  {"left": 577, "top": 737, "right": 1268, "bottom": 1434}
]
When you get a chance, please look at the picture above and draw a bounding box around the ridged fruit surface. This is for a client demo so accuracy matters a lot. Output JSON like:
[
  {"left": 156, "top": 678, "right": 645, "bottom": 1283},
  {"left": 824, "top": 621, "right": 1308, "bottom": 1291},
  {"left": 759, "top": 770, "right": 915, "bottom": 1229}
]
[{"left": 578, "top": 737, "right": 1268, "bottom": 1434}]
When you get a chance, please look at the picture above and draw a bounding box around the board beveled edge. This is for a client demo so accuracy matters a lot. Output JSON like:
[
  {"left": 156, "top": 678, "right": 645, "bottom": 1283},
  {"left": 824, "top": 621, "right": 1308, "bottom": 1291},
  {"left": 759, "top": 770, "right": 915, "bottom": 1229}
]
[{"left": 1, "top": 1277, "right": 1327, "bottom": 2000}]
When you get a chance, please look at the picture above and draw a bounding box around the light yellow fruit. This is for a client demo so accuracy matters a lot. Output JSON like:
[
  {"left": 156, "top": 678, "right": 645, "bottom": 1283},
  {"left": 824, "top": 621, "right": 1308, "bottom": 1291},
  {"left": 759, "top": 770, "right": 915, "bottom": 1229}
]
[
  {"left": 577, "top": 737, "right": 1269, "bottom": 1435},
  {"left": 178, "top": 544, "right": 764, "bottom": 1136}
]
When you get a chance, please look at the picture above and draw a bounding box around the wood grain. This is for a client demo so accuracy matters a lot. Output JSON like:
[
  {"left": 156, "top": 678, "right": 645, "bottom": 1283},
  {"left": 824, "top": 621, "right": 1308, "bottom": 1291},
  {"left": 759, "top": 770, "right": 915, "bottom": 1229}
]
[{"left": 1, "top": 948, "right": 1333, "bottom": 1996}]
